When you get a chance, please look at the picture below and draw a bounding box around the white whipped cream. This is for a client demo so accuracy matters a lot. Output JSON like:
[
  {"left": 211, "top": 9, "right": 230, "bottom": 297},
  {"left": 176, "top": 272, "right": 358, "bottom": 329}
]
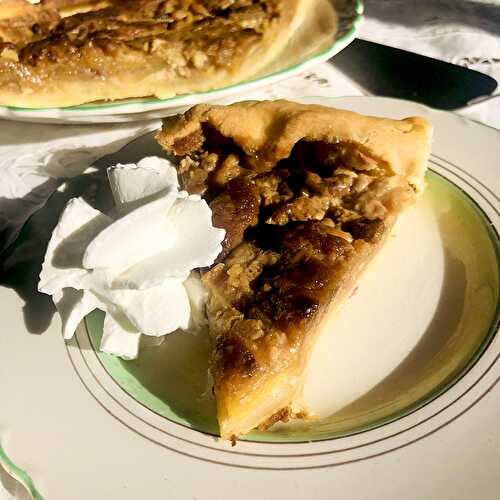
[{"left": 39, "top": 156, "right": 225, "bottom": 359}]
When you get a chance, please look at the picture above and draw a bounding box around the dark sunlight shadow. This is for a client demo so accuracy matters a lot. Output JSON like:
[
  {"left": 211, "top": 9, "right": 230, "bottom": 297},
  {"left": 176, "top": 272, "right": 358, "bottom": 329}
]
[
  {"left": 0, "top": 170, "right": 112, "bottom": 334},
  {"left": 0, "top": 121, "right": 98, "bottom": 148},
  {"left": 364, "top": 0, "right": 500, "bottom": 37},
  {"left": 0, "top": 119, "right": 155, "bottom": 148},
  {"left": 93, "top": 132, "right": 164, "bottom": 170},
  {"left": 0, "top": 178, "right": 59, "bottom": 254}
]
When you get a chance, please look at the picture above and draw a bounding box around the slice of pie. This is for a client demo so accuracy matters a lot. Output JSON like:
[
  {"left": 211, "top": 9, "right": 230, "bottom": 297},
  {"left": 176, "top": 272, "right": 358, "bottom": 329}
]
[
  {"left": 156, "top": 100, "right": 432, "bottom": 441},
  {"left": 0, "top": 0, "right": 312, "bottom": 107}
]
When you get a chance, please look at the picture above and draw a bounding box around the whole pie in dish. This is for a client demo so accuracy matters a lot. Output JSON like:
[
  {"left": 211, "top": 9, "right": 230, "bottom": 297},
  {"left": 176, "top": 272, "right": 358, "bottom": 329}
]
[
  {"left": 0, "top": 0, "right": 311, "bottom": 107},
  {"left": 156, "top": 100, "right": 433, "bottom": 442}
]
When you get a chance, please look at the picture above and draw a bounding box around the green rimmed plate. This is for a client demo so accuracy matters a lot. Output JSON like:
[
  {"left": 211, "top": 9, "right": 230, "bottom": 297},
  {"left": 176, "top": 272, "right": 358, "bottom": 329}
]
[
  {"left": 0, "top": 0, "right": 363, "bottom": 124},
  {"left": 1, "top": 96, "right": 500, "bottom": 500},
  {"left": 82, "top": 170, "right": 499, "bottom": 443}
]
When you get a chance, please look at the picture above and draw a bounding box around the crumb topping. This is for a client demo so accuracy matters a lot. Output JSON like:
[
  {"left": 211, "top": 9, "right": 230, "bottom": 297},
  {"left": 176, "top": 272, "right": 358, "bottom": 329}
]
[{"left": 166, "top": 127, "right": 414, "bottom": 398}]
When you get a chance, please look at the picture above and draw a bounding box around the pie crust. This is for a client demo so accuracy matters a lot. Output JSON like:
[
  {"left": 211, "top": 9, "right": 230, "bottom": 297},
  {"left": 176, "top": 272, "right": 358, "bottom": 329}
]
[{"left": 157, "top": 100, "right": 433, "bottom": 441}]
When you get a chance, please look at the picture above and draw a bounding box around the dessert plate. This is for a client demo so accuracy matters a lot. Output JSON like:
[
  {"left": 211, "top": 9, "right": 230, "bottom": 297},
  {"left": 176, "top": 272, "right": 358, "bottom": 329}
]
[
  {"left": 1, "top": 96, "right": 499, "bottom": 500},
  {"left": 0, "top": 0, "right": 363, "bottom": 125}
]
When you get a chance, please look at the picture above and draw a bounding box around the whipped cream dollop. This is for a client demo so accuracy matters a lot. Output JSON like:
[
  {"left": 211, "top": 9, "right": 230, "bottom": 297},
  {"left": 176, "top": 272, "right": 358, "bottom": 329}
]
[{"left": 39, "top": 156, "right": 225, "bottom": 359}]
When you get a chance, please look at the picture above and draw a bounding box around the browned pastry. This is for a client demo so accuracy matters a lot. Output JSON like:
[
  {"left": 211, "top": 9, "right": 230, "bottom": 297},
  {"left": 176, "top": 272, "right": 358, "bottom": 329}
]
[
  {"left": 0, "top": 0, "right": 310, "bottom": 107},
  {"left": 156, "top": 100, "right": 432, "bottom": 441}
]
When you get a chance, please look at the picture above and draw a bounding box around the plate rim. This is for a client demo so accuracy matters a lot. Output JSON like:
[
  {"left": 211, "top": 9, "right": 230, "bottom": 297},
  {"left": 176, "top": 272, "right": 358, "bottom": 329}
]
[{"left": 0, "top": 445, "right": 43, "bottom": 500}]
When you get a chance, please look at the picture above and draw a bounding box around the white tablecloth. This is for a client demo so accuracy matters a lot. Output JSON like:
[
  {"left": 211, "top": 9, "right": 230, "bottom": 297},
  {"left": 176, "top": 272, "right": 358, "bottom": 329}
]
[{"left": 1, "top": 1, "right": 499, "bottom": 497}]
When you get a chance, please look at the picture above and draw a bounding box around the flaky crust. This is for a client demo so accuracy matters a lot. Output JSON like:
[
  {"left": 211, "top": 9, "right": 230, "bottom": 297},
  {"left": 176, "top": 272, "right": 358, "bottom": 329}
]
[
  {"left": 158, "top": 100, "right": 433, "bottom": 192},
  {"left": 0, "top": 0, "right": 312, "bottom": 107}
]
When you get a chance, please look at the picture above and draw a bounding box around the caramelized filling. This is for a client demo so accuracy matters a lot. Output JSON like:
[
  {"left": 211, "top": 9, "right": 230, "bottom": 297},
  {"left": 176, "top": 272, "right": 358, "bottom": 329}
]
[{"left": 168, "top": 126, "right": 414, "bottom": 393}]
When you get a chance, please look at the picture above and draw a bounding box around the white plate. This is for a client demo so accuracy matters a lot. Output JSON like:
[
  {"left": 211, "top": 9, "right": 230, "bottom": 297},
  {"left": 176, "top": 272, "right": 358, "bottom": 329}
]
[
  {"left": 0, "top": 0, "right": 363, "bottom": 125},
  {"left": 1, "top": 96, "right": 499, "bottom": 500}
]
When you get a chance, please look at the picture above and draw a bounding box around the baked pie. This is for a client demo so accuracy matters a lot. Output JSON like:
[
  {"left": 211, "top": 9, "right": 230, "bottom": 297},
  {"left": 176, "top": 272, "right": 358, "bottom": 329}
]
[
  {"left": 157, "top": 100, "right": 432, "bottom": 441},
  {"left": 0, "top": 0, "right": 309, "bottom": 107}
]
